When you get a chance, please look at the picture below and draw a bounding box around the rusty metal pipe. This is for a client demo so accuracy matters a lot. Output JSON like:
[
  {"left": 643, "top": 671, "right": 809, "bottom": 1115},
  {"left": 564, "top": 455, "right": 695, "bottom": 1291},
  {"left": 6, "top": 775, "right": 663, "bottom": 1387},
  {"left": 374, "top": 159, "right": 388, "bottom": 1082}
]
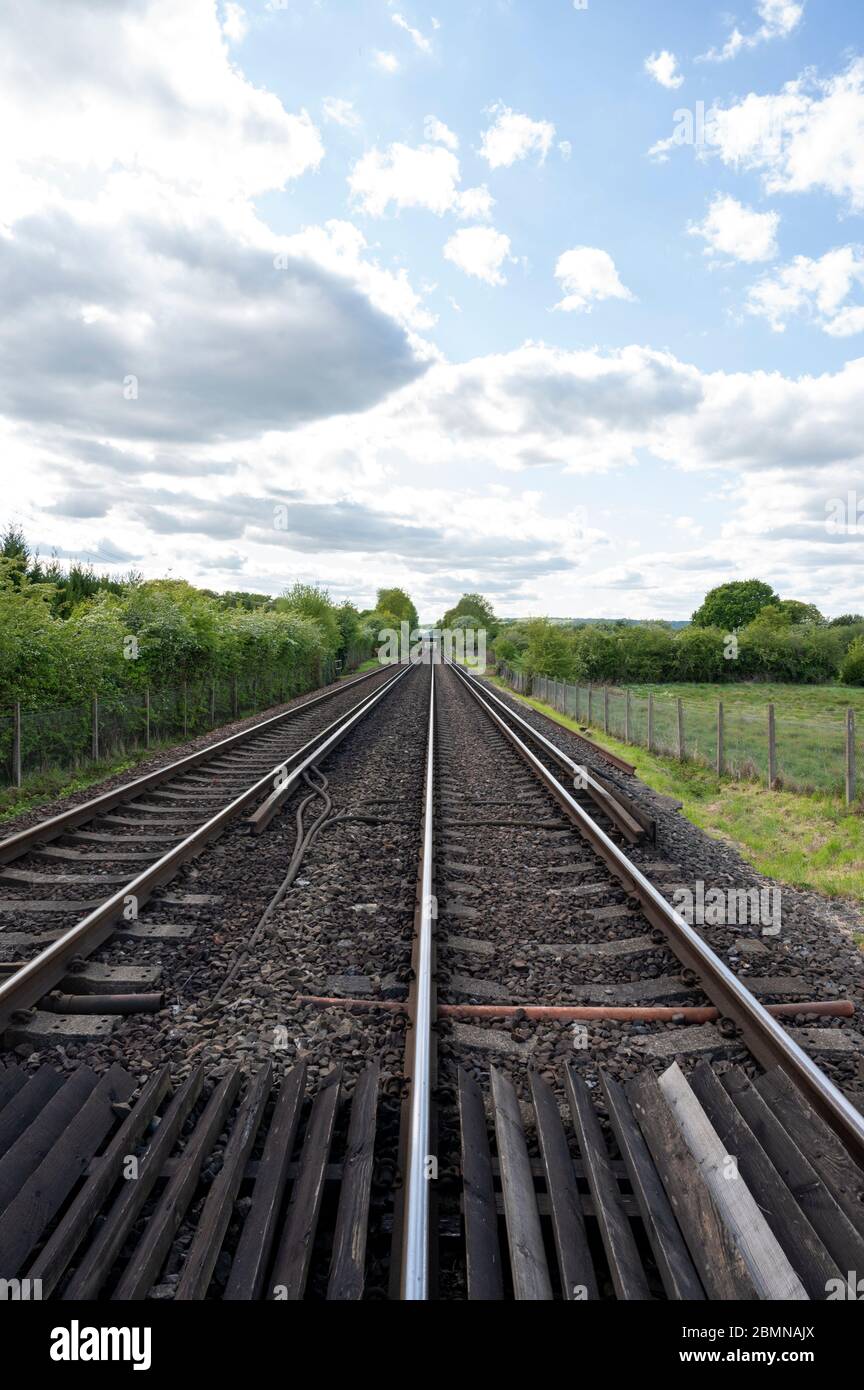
[{"left": 294, "top": 994, "right": 853, "bottom": 1022}]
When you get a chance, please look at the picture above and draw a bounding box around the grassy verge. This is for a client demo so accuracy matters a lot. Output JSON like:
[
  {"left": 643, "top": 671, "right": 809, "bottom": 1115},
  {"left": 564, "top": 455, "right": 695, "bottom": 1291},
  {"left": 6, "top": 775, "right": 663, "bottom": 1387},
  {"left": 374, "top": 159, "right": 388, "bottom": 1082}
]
[
  {"left": 488, "top": 676, "right": 864, "bottom": 909},
  {"left": 0, "top": 667, "right": 378, "bottom": 824},
  {"left": 0, "top": 745, "right": 174, "bottom": 824},
  {"left": 340, "top": 659, "right": 379, "bottom": 678},
  {"left": 520, "top": 676, "right": 863, "bottom": 795}
]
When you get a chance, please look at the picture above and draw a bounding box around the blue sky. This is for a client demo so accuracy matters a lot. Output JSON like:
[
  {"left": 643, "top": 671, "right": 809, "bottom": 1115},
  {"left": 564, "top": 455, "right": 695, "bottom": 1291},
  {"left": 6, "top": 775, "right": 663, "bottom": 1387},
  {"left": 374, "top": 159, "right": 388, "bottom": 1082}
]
[{"left": 2, "top": 0, "right": 864, "bottom": 620}]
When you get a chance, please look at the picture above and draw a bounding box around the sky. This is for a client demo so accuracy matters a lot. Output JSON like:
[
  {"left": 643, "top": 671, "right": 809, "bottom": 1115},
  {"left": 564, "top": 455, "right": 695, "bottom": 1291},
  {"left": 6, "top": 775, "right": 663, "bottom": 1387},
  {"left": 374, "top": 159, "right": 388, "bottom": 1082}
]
[{"left": 2, "top": 0, "right": 864, "bottom": 622}]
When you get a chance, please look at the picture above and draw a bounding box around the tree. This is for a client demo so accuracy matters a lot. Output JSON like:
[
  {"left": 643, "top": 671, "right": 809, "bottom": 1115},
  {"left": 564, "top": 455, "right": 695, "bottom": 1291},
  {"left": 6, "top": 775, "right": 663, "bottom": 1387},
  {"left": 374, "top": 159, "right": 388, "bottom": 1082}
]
[
  {"left": 616, "top": 625, "right": 675, "bottom": 681},
  {"left": 691, "top": 579, "right": 780, "bottom": 630},
  {"left": 376, "top": 588, "right": 418, "bottom": 631},
  {"left": 442, "top": 592, "right": 498, "bottom": 636},
  {"left": 570, "top": 626, "right": 617, "bottom": 682},
  {"left": 778, "top": 600, "right": 824, "bottom": 625},
  {"left": 336, "top": 602, "right": 363, "bottom": 659},
  {"left": 0, "top": 524, "right": 29, "bottom": 589},
  {"left": 746, "top": 603, "right": 792, "bottom": 632},
  {"left": 840, "top": 637, "right": 864, "bottom": 686},
  {"left": 674, "top": 627, "right": 727, "bottom": 682},
  {"left": 276, "top": 583, "right": 341, "bottom": 656},
  {"left": 523, "top": 619, "right": 575, "bottom": 679}
]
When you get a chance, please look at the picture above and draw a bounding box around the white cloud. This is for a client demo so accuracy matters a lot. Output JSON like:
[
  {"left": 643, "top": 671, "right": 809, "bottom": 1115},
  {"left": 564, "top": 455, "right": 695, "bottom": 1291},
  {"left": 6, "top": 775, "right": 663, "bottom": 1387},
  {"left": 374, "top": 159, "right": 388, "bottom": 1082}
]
[
  {"left": 392, "top": 12, "right": 432, "bottom": 54},
  {"left": 658, "top": 58, "right": 864, "bottom": 214},
  {"left": 824, "top": 306, "right": 864, "bottom": 338},
  {"left": 688, "top": 194, "right": 779, "bottom": 263},
  {"left": 0, "top": 0, "right": 323, "bottom": 227},
  {"left": 558, "top": 140, "right": 572, "bottom": 160},
  {"left": 479, "top": 103, "right": 555, "bottom": 169},
  {"left": 746, "top": 246, "right": 864, "bottom": 333},
  {"left": 553, "top": 247, "right": 634, "bottom": 312},
  {"left": 221, "top": 2, "right": 248, "bottom": 44},
  {"left": 374, "top": 50, "right": 400, "bottom": 73},
  {"left": 0, "top": 1, "right": 435, "bottom": 455},
  {"left": 454, "top": 185, "right": 494, "bottom": 220},
  {"left": 700, "top": 0, "right": 804, "bottom": 62},
  {"left": 444, "top": 227, "right": 513, "bottom": 285},
  {"left": 271, "top": 342, "right": 864, "bottom": 498},
  {"left": 644, "top": 50, "right": 683, "bottom": 89},
  {"left": 424, "top": 115, "right": 459, "bottom": 150},
  {"left": 323, "top": 96, "right": 361, "bottom": 129},
  {"left": 350, "top": 142, "right": 460, "bottom": 216},
  {"left": 348, "top": 141, "right": 492, "bottom": 220}
]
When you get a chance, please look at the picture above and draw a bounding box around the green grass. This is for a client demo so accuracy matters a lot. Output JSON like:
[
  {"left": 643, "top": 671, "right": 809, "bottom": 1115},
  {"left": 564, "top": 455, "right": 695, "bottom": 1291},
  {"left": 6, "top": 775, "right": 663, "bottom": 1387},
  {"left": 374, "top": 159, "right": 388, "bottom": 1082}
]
[
  {"left": 340, "top": 659, "right": 379, "bottom": 678},
  {"left": 531, "top": 676, "right": 862, "bottom": 797},
  {"left": 0, "top": 667, "right": 380, "bottom": 823},
  {"left": 489, "top": 676, "right": 864, "bottom": 911},
  {"left": 0, "top": 745, "right": 173, "bottom": 824},
  {"left": 625, "top": 680, "right": 864, "bottom": 720}
]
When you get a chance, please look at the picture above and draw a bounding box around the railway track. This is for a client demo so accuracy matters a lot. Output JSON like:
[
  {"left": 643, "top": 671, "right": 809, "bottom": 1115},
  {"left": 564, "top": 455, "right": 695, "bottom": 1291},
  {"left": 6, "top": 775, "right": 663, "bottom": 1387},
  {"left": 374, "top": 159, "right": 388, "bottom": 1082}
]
[
  {"left": 0, "top": 662, "right": 403, "bottom": 1037},
  {"left": 0, "top": 658, "right": 863, "bottom": 1301}
]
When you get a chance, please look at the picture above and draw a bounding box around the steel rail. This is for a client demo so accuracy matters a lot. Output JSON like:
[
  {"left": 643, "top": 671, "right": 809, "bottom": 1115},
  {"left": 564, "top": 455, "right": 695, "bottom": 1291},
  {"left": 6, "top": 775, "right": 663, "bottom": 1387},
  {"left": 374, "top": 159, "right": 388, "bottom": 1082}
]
[
  {"left": 0, "top": 662, "right": 393, "bottom": 865},
  {"left": 399, "top": 663, "right": 436, "bottom": 1301},
  {"left": 0, "top": 665, "right": 410, "bottom": 1033},
  {"left": 455, "top": 665, "right": 646, "bottom": 842},
  {"left": 245, "top": 664, "right": 413, "bottom": 833},
  {"left": 447, "top": 662, "right": 864, "bottom": 1167}
]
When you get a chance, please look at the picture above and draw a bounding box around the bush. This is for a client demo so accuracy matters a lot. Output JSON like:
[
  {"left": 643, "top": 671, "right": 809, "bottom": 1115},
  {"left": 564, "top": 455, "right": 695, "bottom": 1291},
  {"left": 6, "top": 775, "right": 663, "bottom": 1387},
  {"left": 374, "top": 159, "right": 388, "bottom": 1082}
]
[
  {"left": 0, "top": 546, "right": 386, "bottom": 711},
  {"left": 523, "top": 620, "right": 576, "bottom": 679},
  {"left": 840, "top": 637, "right": 864, "bottom": 686},
  {"left": 568, "top": 626, "right": 616, "bottom": 681},
  {"left": 616, "top": 624, "right": 676, "bottom": 681},
  {"left": 674, "top": 626, "right": 728, "bottom": 681}
]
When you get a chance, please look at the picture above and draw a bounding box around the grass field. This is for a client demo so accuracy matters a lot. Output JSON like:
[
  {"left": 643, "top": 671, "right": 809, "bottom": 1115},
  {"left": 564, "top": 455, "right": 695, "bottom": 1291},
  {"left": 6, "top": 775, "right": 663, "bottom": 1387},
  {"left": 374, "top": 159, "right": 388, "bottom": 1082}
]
[
  {"left": 340, "top": 659, "right": 379, "bottom": 677},
  {"left": 532, "top": 677, "right": 863, "bottom": 798},
  {"left": 0, "top": 746, "right": 165, "bottom": 824},
  {"left": 489, "top": 676, "right": 864, "bottom": 911},
  {"left": 624, "top": 681, "right": 864, "bottom": 719}
]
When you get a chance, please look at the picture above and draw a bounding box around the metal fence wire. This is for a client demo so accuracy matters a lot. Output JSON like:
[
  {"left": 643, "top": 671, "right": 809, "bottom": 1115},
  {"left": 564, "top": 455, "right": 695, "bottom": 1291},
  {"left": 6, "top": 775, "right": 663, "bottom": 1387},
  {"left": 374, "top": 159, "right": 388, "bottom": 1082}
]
[
  {"left": 0, "top": 657, "right": 337, "bottom": 791},
  {"left": 499, "top": 666, "right": 861, "bottom": 803}
]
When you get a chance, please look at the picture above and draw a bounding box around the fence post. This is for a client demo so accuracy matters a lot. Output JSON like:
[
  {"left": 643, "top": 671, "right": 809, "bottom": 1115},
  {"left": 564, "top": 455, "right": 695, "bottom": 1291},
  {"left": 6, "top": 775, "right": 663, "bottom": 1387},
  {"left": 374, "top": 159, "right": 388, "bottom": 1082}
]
[
  {"left": 232, "top": 675, "right": 238, "bottom": 718},
  {"left": 767, "top": 703, "right": 777, "bottom": 789},
  {"left": 210, "top": 680, "right": 216, "bottom": 725},
  {"left": 13, "top": 702, "right": 22, "bottom": 788},
  {"left": 91, "top": 693, "right": 99, "bottom": 761},
  {"left": 716, "top": 701, "right": 724, "bottom": 776},
  {"left": 624, "top": 689, "right": 631, "bottom": 743},
  {"left": 144, "top": 688, "right": 150, "bottom": 749},
  {"left": 846, "top": 708, "right": 856, "bottom": 806},
  {"left": 677, "top": 698, "right": 684, "bottom": 761},
  {"left": 182, "top": 680, "right": 188, "bottom": 737},
  {"left": 647, "top": 694, "right": 654, "bottom": 753},
  {"left": 587, "top": 685, "right": 593, "bottom": 726},
  {"left": 603, "top": 686, "right": 609, "bottom": 734}
]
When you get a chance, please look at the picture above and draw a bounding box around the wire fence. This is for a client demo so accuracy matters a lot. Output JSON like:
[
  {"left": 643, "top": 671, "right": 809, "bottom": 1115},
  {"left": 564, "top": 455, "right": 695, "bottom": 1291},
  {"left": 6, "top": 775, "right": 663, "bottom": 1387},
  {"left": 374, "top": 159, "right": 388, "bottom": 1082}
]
[
  {"left": 500, "top": 667, "right": 860, "bottom": 802},
  {"left": 0, "top": 655, "right": 349, "bottom": 791}
]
